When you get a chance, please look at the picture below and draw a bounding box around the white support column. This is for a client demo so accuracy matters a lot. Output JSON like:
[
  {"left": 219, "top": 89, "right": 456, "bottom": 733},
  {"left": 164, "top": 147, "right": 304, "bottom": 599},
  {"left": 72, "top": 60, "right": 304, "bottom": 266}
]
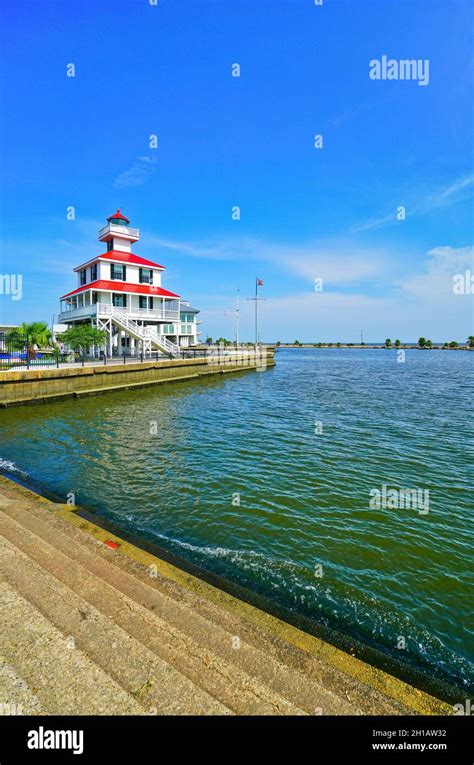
[{"left": 97, "top": 316, "right": 112, "bottom": 357}]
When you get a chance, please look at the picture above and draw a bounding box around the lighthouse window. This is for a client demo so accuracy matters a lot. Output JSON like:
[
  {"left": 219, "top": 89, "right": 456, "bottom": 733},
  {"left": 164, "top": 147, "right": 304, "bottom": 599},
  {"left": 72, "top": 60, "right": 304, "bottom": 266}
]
[
  {"left": 90, "top": 264, "right": 97, "bottom": 281},
  {"left": 112, "top": 294, "right": 127, "bottom": 308},
  {"left": 80, "top": 269, "right": 87, "bottom": 286},
  {"left": 111, "top": 264, "right": 126, "bottom": 280},
  {"left": 139, "top": 268, "right": 153, "bottom": 284}
]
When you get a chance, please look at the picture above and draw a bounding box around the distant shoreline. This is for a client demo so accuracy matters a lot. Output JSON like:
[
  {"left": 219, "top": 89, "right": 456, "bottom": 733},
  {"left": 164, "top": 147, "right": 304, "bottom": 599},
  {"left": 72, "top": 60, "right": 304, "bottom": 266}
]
[{"left": 271, "top": 344, "right": 473, "bottom": 351}]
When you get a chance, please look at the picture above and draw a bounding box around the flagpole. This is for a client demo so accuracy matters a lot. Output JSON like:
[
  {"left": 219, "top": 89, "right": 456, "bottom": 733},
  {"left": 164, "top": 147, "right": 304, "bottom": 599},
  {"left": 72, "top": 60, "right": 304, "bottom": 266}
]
[
  {"left": 236, "top": 289, "right": 240, "bottom": 346},
  {"left": 255, "top": 277, "right": 258, "bottom": 346},
  {"left": 247, "top": 279, "right": 265, "bottom": 346}
]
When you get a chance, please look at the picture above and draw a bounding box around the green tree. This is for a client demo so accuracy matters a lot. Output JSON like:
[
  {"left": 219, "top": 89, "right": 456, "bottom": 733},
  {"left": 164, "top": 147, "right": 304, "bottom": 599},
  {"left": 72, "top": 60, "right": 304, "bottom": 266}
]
[
  {"left": 6, "top": 332, "right": 24, "bottom": 351},
  {"left": 205, "top": 336, "right": 213, "bottom": 345},
  {"left": 10, "top": 321, "right": 52, "bottom": 348},
  {"left": 467, "top": 336, "right": 474, "bottom": 348},
  {"left": 336, "top": 342, "right": 341, "bottom": 347},
  {"left": 276, "top": 341, "right": 281, "bottom": 346},
  {"left": 59, "top": 326, "right": 107, "bottom": 355},
  {"left": 395, "top": 339, "right": 401, "bottom": 348},
  {"left": 418, "top": 337, "right": 427, "bottom": 348},
  {"left": 425, "top": 339, "right": 433, "bottom": 348},
  {"left": 294, "top": 340, "right": 300, "bottom": 346},
  {"left": 385, "top": 338, "right": 392, "bottom": 348},
  {"left": 449, "top": 340, "right": 458, "bottom": 348}
]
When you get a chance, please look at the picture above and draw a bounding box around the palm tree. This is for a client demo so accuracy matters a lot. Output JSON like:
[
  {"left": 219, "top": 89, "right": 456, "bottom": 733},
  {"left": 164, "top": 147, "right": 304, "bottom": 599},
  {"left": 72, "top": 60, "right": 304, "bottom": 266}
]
[
  {"left": 8, "top": 321, "right": 51, "bottom": 354},
  {"left": 395, "top": 339, "right": 401, "bottom": 348},
  {"left": 468, "top": 336, "right": 474, "bottom": 348},
  {"left": 418, "top": 337, "right": 427, "bottom": 348},
  {"left": 19, "top": 322, "right": 52, "bottom": 348},
  {"left": 385, "top": 338, "right": 392, "bottom": 348}
]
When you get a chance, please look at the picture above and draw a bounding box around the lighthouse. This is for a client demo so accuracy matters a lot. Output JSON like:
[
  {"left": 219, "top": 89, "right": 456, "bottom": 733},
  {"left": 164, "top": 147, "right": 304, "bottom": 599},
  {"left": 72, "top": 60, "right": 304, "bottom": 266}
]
[{"left": 58, "top": 211, "right": 200, "bottom": 356}]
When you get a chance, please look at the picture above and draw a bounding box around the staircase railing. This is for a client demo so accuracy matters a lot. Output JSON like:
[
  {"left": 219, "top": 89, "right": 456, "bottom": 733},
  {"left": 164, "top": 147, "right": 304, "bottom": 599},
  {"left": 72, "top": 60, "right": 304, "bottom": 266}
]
[
  {"left": 142, "top": 326, "right": 180, "bottom": 356},
  {"left": 110, "top": 308, "right": 181, "bottom": 357}
]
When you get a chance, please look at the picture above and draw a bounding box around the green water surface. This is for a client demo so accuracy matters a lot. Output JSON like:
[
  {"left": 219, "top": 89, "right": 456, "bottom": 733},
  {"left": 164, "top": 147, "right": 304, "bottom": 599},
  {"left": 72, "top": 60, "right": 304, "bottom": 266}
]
[{"left": 1, "top": 349, "right": 472, "bottom": 694}]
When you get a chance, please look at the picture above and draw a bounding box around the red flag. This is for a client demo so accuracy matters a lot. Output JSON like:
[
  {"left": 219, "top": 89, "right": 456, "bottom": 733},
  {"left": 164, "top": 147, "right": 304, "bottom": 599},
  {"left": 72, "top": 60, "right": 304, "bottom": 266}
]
[{"left": 257, "top": 278, "right": 264, "bottom": 286}]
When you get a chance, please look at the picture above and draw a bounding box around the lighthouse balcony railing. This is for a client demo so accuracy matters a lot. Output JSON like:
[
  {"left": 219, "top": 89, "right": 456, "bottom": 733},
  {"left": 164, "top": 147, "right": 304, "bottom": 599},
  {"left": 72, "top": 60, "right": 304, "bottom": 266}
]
[
  {"left": 58, "top": 302, "right": 180, "bottom": 323},
  {"left": 98, "top": 223, "right": 139, "bottom": 239},
  {"left": 57, "top": 304, "right": 98, "bottom": 322}
]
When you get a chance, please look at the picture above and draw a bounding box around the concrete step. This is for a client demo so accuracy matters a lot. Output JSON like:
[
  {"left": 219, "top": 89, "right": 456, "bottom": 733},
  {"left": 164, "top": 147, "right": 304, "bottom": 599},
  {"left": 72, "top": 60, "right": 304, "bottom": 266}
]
[
  {"left": 0, "top": 655, "right": 44, "bottom": 715},
  {"left": 0, "top": 501, "right": 359, "bottom": 714},
  {"left": 0, "top": 581, "right": 144, "bottom": 715},
  {"left": 0, "top": 514, "right": 305, "bottom": 715},
  {"left": 73, "top": 373, "right": 201, "bottom": 398},
  {"left": 2, "top": 480, "right": 444, "bottom": 716},
  {"left": 0, "top": 532, "right": 232, "bottom": 715},
  {"left": 0, "top": 496, "right": 414, "bottom": 714}
]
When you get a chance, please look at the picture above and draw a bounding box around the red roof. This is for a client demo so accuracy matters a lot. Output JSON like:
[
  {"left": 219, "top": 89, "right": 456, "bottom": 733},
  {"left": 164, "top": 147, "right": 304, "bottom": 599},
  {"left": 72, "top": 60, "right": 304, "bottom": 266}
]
[
  {"left": 61, "top": 280, "right": 180, "bottom": 300},
  {"left": 107, "top": 208, "right": 129, "bottom": 223},
  {"left": 74, "top": 251, "right": 165, "bottom": 271}
]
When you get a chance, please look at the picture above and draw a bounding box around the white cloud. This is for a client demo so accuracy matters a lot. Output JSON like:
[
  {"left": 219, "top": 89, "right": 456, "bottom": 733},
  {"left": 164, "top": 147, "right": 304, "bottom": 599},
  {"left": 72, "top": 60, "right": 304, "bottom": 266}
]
[
  {"left": 197, "top": 245, "right": 473, "bottom": 342},
  {"left": 398, "top": 245, "right": 474, "bottom": 301},
  {"left": 114, "top": 156, "right": 157, "bottom": 189},
  {"left": 351, "top": 174, "right": 474, "bottom": 233},
  {"left": 258, "top": 241, "right": 388, "bottom": 285},
  {"left": 427, "top": 176, "right": 474, "bottom": 207},
  {"left": 144, "top": 233, "right": 389, "bottom": 286}
]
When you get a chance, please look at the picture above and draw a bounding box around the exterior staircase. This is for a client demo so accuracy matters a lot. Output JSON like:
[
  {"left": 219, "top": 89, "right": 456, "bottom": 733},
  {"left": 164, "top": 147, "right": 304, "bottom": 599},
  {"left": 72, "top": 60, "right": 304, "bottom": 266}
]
[
  {"left": 110, "top": 308, "right": 181, "bottom": 357},
  {"left": 0, "top": 478, "right": 450, "bottom": 716}
]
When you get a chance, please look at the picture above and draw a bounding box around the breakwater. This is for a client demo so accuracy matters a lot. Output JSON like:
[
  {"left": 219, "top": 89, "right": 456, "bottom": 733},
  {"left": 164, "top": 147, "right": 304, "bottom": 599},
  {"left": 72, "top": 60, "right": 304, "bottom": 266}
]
[{"left": 0, "top": 350, "right": 275, "bottom": 406}]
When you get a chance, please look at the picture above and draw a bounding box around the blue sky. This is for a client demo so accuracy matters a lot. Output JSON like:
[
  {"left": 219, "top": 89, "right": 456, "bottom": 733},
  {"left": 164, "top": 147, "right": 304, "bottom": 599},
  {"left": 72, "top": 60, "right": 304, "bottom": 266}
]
[{"left": 0, "top": 0, "right": 473, "bottom": 342}]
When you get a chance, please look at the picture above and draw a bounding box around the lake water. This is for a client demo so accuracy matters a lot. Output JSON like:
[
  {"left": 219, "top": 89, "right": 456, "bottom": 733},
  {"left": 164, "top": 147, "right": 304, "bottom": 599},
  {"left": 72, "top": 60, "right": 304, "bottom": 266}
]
[{"left": 1, "top": 348, "right": 472, "bottom": 696}]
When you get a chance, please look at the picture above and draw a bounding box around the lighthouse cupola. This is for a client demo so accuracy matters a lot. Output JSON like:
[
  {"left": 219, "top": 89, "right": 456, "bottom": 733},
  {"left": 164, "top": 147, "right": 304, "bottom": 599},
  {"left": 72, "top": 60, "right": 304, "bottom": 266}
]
[
  {"left": 107, "top": 209, "right": 130, "bottom": 226},
  {"left": 98, "top": 208, "right": 140, "bottom": 253}
]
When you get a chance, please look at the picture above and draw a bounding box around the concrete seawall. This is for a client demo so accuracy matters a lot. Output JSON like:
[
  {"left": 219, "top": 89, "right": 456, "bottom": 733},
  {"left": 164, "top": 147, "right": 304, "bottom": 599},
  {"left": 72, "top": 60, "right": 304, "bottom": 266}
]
[{"left": 0, "top": 351, "right": 275, "bottom": 406}]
